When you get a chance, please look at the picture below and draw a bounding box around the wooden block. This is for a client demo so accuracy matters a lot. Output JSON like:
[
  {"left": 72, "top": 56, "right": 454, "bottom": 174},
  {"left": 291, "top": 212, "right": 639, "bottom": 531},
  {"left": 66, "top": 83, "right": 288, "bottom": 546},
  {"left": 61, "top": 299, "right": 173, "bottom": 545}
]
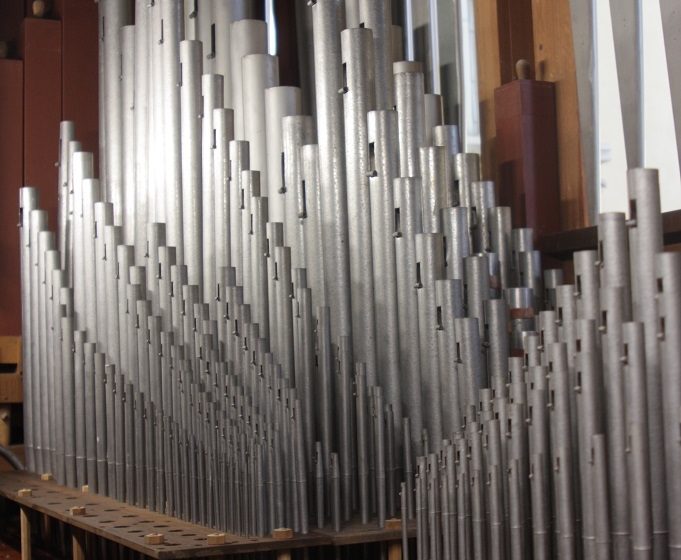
[
  {"left": 69, "top": 506, "right": 86, "bottom": 516},
  {"left": 0, "top": 374, "right": 23, "bottom": 403},
  {"left": 272, "top": 527, "right": 294, "bottom": 540},
  {"left": 0, "top": 337, "right": 19, "bottom": 367},
  {"left": 385, "top": 518, "right": 401, "bottom": 530},
  {"left": 144, "top": 533, "right": 165, "bottom": 545},
  {"left": 17, "top": 488, "right": 32, "bottom": 497},
  {"left": 40, "top": 473, "right": 53, "bottom": 481},
  {"left": 206, "top": 533, "right": 226, "bottom": 545}
]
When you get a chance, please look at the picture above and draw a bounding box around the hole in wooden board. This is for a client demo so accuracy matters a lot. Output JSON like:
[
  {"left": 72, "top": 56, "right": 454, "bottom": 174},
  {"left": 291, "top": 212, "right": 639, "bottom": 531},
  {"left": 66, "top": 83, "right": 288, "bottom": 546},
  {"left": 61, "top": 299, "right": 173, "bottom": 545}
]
[
  {"left": 113, "top": 525, "right": 129, "bottom": 529},
  {"left": 104, "top": 508, "right": 117, "bottom": 512}
]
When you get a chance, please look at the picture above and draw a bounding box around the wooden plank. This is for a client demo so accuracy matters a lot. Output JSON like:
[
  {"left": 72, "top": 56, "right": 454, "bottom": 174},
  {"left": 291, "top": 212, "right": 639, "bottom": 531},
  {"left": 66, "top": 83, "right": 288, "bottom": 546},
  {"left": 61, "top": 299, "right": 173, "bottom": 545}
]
[
  {"left": 538, "top": 208, "right": 681, "bottom": 259},
  {"left": 0, "top": 60, "right": 24, "bottom": 337},
  {"left": 21, "top": 18, "right": 62, "bottom": 232},
  {"left": 474, "top": 0, "right": 502, "bottom": 183},
  {"left": 531, "top": 0, "right": 587, "bottom": 230},
  {"left": 0, "top": 471, "right": 323, "bottom": 558},
  {"left": 0, "top": 2, "right": 25, "bottom": 58},
  {"left": 496, "top": 0, "right": 535, "bottom": 83},
  {"left": 0, "top": 471, "right": 414, "bottom": 558}
]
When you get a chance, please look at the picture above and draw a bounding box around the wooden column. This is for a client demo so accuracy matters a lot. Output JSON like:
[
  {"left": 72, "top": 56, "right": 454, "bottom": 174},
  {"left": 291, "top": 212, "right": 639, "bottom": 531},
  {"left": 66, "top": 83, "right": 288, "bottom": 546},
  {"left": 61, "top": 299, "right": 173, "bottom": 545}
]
[
  {"left": 476, "top": 0, "right": 586, "bottom": 230},
  {"left": 531, "top": 0, "right": 586, "bottom": 229},
  {"left": 17, "top": 488, "right": 32, "bottom": 560},
  {"left": 0, "top": 59, "right": 23, "bottom": 337},
  {"left": 475, "top": 0, "right": 535, "bottom": 183},
  {"left": 20, "top": 18, "right": 62, "bottom": 230},
  {"left": 58, "top": 0, "right": 99, "bottom": 160},
  {"left": 474, "top": 0, "right": 502, "bottom": 183},
  {"left": 495, "top": 67, "right": 561, "bottom": 237}
]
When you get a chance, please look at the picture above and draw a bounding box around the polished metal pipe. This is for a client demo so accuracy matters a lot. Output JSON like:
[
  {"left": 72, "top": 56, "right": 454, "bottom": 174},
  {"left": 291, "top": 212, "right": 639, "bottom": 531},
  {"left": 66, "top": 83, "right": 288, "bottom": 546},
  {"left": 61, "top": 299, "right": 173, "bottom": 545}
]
[
  {"left": 359, "top": 0, "right": 393, "bottom": 110},
  {"left": 656, "top": 252, "right": 681, "bottom": 555},
  {"left": 394, "top": 61, "right": 425, "bottom": 177},
  {"left": 311, "top": 0, "right": 352, "bottom": 345},
  {"left": 201, "top": 73, "right": 224, "bottom": 304},
  {"left": 470, "top": 180, "right": 495, "bottom": 253},
  {"left": 419, "top": 146, "right": 449, "bottom": 233},
  {"left": 300, "top": 144, "right": 326, "bottom": 310},
  {"left": 598, "top": 212, "right": 631, "bottom": 320},
  {"left": 100, "top": 0, "right": 131, "bottom": 213},
  {"left": 19, "top": 188, "right": 38, "bottom": 471},
  {"left": 627, "top": 169, "right": 666, "bottom": 557},
  {"left": 58, "top": 122, "right": 75, "bottom": 264},
  {"left": 415, "top": 233, "right": 445, "bottom": 445},
  {"left": 424, "top": 94, "right": 444, "bottom": 146},
  {"left": 435, "top": 278, "right": 464, "bottom": 437},
  {"left": 180, "top": 39, "right": 204, "bottom": 288},
  {"left": 242, "top": 53, "right": 279, "bottom": 190},
  {"left": 622, "top": 321, "right": 654, "bottom": 560},
  {"left": 282, "top": 115, "right": 315, "bottom": 272},
  {"left": 211, "top": 106, "right": 234, "bottom": 299},
  {"left": 229, "top": 140, "right": 250, "bottom": 288},
  {"left": 394, "top": 177, "right": 424, "bottom": 449},
  {"left": 134, "top": 0, "right": 151, "bottom": 263},
  {"left": 441, "top": 207, "right": 471, "bottom": 282},
  {"left": 230, "top": 19, "right": 267, "bottom": 140},
  {"left": 367, "top": 109, "right": 401, "bottom": 442},
  {"left": 265, "top": 86, "right": 302, "bottom": 223},
  {"left": 342, "top": 27, "right": 378, "bottom": 381}
]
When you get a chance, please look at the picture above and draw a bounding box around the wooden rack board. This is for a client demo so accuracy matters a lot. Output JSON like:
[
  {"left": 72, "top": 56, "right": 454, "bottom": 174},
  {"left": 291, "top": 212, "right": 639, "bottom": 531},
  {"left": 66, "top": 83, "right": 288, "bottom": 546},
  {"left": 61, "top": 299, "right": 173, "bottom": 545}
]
[{"left": 0, "top": 471, "right": 413, "bottom": 558}]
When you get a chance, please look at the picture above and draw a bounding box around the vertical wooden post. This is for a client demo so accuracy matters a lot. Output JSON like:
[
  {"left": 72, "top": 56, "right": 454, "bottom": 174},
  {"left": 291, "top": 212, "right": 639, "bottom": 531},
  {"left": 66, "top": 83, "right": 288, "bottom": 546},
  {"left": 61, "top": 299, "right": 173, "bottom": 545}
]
[
  {"left": 0, "top": 406, "right": 10, "bottom": 447},
  {"left": 70, "top": 506, "right": 87, "bottom": 560},
  {"left": 17, "top": 489, "right": 32, "bottom": 560},
  {"left": 71, "top": 528, "right": 85, "bottom": 560},
  {"left": 386, "top": 518, "right": 402, "bottom": 560},
  {"left": 272, "top": 527, "right": 294, "bottom": 560}
]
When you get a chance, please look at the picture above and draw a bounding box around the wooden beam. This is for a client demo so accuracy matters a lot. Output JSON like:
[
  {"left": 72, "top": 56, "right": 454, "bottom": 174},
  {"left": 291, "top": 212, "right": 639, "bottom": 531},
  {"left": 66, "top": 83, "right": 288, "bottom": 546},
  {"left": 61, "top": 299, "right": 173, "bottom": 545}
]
[
  {"left": 60, "top": 0, "right": 99, "bottom": 161},
  {"left": 531, "top": 0, "right": 587, "bottom": 230},
  {"left": 21, "top": 18, "right": 62, "bottom": 231},
  {"left": 0, "top": 59, "right": 23, "bottom": 337},
  {"left": 497, "top": 0, "right": 535, "bottom": 83},
  {"left": 475, "top": 0, "right": 502, "bottom": 183}
]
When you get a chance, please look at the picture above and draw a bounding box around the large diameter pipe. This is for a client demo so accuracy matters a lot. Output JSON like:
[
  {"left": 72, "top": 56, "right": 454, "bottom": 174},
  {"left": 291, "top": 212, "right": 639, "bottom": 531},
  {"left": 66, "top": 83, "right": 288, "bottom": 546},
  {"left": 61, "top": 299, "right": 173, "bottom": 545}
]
[{"left": 311, "top": 0, "right": 352, "bottom": 344}]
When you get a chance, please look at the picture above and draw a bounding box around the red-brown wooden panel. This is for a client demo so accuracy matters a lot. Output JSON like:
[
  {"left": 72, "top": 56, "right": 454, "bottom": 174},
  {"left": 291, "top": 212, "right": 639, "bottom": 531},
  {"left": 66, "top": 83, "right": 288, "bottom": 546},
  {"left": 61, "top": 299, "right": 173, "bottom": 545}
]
[
  {"left": 0, "top": 60, "right": 24, "bottom": 336},
  {"left": 21, "top": 18, "right": 62, "bottom": 232},
  {"left": 495, "top": 78, "right": 561, "bottom": 239},
  {"left": 60, "top": 0, "right": 99, "bottom": 163}
]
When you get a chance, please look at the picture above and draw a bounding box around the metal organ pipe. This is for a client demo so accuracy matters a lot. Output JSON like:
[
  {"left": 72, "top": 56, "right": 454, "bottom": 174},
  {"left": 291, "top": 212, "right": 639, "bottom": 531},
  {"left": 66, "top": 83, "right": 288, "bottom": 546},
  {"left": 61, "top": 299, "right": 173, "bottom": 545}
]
[{"left": 17, "top": 3, "right": 681, "bottom": 558}]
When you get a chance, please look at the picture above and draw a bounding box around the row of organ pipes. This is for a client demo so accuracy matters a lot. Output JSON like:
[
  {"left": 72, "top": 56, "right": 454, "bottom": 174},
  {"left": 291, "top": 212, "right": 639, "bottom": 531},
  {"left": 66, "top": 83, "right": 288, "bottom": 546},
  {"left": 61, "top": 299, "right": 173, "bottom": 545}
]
[{"left": 18, "top": 0, "right": 681, "bottom": 558}]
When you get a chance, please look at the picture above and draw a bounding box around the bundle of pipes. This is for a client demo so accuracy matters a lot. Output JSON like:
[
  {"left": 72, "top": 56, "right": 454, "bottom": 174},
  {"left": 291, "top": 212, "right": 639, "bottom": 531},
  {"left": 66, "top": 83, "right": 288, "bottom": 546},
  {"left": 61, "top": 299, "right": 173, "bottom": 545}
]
[{"left": 17, "top": 0, "right": 681, "bottom": 558}]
